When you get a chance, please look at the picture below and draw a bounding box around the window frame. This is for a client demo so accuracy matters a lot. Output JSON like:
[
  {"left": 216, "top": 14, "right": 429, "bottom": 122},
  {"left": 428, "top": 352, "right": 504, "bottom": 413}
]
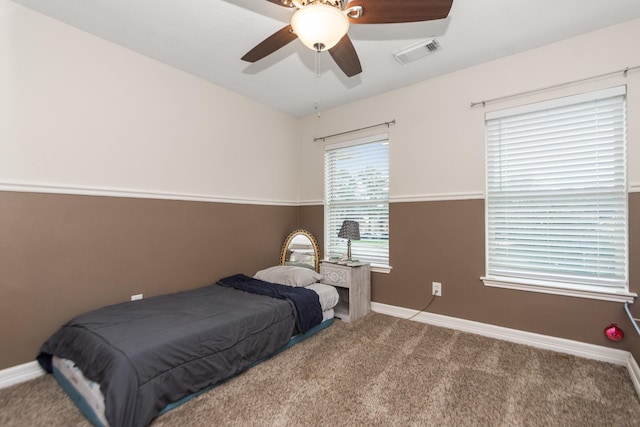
[
  {"left": 324, "top": 133, "right": 391, "bottom": 273},
  {"left": 481, "top": 85, "right": 636, "bottom": 303}
]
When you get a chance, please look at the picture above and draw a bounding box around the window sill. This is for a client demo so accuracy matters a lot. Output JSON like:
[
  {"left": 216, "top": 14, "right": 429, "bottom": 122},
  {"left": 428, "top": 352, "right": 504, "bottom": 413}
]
[
  {"left": 481, "top": 276, "right": 637, "bottom": 303},
  {"left": 371, "top": 264, "right": 392, "bottom": 274}
]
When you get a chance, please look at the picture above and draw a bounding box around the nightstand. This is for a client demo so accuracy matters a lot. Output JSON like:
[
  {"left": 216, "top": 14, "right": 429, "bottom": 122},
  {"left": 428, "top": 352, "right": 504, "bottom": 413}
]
[{"left": 320, "top": 261, "right": 371, "bottom": 322}]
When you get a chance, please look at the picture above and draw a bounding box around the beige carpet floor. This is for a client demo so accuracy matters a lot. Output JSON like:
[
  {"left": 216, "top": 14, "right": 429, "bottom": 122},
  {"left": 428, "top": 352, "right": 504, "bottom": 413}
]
[{"left": 1, "top": 313, "right": 639, "bottom": 426}]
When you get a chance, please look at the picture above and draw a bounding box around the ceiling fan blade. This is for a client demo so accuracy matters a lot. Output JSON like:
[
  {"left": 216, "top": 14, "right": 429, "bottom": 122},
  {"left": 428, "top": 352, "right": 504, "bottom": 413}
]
[
  {"left": 329, "top": 35, "right": 362, "bottom": 77},
  {"left": 345, "top": 0, "right": 453, "bottom": 24},
  {"left": 241, "top": 25, "right": 298, "bottom": 63}
]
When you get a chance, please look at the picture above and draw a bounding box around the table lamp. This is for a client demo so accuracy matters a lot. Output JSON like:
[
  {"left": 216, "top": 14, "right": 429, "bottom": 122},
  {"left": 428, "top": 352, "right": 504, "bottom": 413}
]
[{"left": 338, "top": 220, "right": 360, "bottom": 260}]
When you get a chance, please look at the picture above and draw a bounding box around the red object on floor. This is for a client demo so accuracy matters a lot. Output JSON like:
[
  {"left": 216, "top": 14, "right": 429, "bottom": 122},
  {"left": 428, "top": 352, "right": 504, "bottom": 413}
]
[{"left": 604, "top": 323, "right": 624, "bottom": 341}]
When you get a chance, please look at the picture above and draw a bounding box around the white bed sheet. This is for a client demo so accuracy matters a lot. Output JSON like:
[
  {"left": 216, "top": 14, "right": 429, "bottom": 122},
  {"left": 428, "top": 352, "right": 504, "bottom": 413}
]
[
  {"left": 305, "top": 282, "right": 339, "bottom": 312},
  {"left": 52, "top": 356, "right": 108, "bottom": 427}
]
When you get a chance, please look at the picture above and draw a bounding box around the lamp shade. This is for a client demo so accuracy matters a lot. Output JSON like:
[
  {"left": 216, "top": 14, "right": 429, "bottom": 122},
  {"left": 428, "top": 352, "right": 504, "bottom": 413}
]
[
  {"left": 338, "top": 220, "right": 360, "bottom": 240},
  {"left": 291, "top": 3, "right": 349, "bottom": 51}
]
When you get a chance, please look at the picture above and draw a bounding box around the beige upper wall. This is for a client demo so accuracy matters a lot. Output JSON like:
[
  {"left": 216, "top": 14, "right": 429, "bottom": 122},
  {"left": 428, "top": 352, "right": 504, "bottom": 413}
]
[
  {"left": 4, "top": 1, "right": 638, "bottom": 205},
  {"left": 297, "top": 18, "right": 640, "bottom": 203},
  {"left": 0, "top": 1, "right": 300, "bottom": 204}
]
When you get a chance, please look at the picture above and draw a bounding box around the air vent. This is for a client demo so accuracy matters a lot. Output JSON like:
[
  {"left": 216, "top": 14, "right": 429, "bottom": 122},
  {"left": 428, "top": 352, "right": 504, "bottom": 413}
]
[{"left": 393, "top": 38, "right": 441, "bottom": 65}]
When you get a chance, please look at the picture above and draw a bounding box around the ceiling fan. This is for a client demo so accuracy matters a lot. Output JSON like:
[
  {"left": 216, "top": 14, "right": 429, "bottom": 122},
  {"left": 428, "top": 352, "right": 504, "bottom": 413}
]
[{"left": 241, "top": 0, "right": 454, "bottom": 77}]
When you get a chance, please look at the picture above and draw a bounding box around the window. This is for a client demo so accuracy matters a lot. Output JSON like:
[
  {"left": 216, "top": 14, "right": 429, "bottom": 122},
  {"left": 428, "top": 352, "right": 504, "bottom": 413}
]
[
  {"left": 483, "top": 86, "right": 634, "bottom": 302},
  {"left": 324, "top": 134, "right": 389, "bottom": 269}
]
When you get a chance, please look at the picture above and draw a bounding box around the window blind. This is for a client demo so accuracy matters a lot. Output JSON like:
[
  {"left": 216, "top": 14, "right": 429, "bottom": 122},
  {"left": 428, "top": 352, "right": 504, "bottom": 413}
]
[
  {"left": 485, "top": 86, "right": 627, "bottom": 291},
  {"left": 325, "top": 136, "right": 389, "bottom": 265}
]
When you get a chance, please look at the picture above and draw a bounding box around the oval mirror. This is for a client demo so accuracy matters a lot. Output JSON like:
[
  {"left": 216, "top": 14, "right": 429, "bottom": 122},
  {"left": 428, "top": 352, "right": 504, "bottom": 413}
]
[{"left": 279, "top": 229, "right": 320, "bottom": 273}]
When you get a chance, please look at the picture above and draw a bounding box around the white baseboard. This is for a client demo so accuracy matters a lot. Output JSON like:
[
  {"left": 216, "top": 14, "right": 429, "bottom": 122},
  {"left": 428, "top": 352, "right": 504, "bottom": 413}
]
[
  {"left": 371, "top": 302, "right": 639, "bottom": 397},
  {"left": 0, "top": 361, "right": 46, "bottom": 389},
  {"left": 627, "top": 353, "right": 640, "bottom": 399},
  {"left": 3, "top": 309, "right": 639, "bottom": 400}
]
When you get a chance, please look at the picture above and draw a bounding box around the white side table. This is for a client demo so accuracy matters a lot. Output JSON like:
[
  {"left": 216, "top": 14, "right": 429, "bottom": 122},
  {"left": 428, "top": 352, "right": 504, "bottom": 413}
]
[{"left": 320, "top": 261, "right": 371, "bottom": 322}]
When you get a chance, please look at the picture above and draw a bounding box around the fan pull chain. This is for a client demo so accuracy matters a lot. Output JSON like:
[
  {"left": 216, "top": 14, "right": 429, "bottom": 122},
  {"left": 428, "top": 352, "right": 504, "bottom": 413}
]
[{"left": 314, "top": 49, "right": 321, "bottom": 118}]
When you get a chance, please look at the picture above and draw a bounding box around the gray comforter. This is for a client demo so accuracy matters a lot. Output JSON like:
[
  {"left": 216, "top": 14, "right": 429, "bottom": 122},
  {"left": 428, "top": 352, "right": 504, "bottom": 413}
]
[{"left": 37, "top": 283, "right": 298, "bottom": 427}]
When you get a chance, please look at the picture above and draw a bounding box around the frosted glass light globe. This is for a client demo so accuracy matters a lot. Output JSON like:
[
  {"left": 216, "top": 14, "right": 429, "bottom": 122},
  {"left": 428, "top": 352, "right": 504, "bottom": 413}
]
[{"left": 291, "top": 3, "right": 349, "bottom": 51}]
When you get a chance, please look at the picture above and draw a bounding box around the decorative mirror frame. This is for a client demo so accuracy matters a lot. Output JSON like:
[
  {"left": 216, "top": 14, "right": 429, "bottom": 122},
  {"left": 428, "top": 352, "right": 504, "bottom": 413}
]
[{"left": 279, "top": 229, "right": 320, "bottom": 273}]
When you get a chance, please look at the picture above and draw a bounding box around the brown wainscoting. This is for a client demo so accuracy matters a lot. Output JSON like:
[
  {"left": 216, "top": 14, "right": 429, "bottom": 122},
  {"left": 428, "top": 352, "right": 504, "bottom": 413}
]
[
  {"left": 303, "top": 196, "right": 640, "bottom": 360},
  {"left": 2, "top": 192, "right": 638, "bottom": 369},
  {"left": 0, "top": 191, "right": 299, "bottom": 369}
]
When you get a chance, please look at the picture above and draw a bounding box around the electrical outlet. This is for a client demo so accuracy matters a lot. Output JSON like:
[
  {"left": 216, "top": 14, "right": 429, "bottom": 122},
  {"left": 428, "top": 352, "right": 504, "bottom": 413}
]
[
  {"left": 432, "top": 282, "right": 442, "bottom": 297},
  {"left": 131, "top": 294, "right": 143, "bottom": 301}
]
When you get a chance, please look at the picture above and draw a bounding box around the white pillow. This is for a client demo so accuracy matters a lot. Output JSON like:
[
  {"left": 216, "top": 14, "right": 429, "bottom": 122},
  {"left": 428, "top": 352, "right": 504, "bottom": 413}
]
[
  {"left": 254, "top": 265, "right": 323, "bottom": 287},
  {"left": 290, "top": 250, "right": 313, "bottom": 263}
]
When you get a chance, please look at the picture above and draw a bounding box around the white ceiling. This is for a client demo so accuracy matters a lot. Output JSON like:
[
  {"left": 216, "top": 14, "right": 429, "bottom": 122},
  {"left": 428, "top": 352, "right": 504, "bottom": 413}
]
[{"left": 12, "top": 0, "right": 640, "bottom": 117}]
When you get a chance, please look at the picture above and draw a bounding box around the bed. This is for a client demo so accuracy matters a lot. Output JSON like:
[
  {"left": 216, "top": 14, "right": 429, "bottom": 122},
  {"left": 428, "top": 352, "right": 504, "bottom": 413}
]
[{"left": 37, "top": 230, "right": 339, "bottom": 427}]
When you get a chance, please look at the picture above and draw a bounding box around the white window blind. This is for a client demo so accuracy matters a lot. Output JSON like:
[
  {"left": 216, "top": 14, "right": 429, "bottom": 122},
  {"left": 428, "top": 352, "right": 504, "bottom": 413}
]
[
  {"left": 325, "top": 135, "right": 389, "bottom": 266},
  {"left": 485, "top": 86, "right": 628, "bottom": 292}
]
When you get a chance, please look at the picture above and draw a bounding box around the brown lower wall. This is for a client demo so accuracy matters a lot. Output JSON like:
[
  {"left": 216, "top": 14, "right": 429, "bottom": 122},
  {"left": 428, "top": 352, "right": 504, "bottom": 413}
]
[
  {"left": 1, "top": 191, "right": 638, "bottom": 370},
  {"left": 305, "top": 196, "right": 640, "bottom": 362},
  {"left": 0, "top": 191, "right": 299, "bottom": 369}
]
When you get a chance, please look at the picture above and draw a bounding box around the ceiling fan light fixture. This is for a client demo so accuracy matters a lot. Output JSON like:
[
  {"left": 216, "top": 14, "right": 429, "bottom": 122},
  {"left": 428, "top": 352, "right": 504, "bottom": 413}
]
[{"left": 291, "top": 3, "right": 349, "bottom": 51}]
